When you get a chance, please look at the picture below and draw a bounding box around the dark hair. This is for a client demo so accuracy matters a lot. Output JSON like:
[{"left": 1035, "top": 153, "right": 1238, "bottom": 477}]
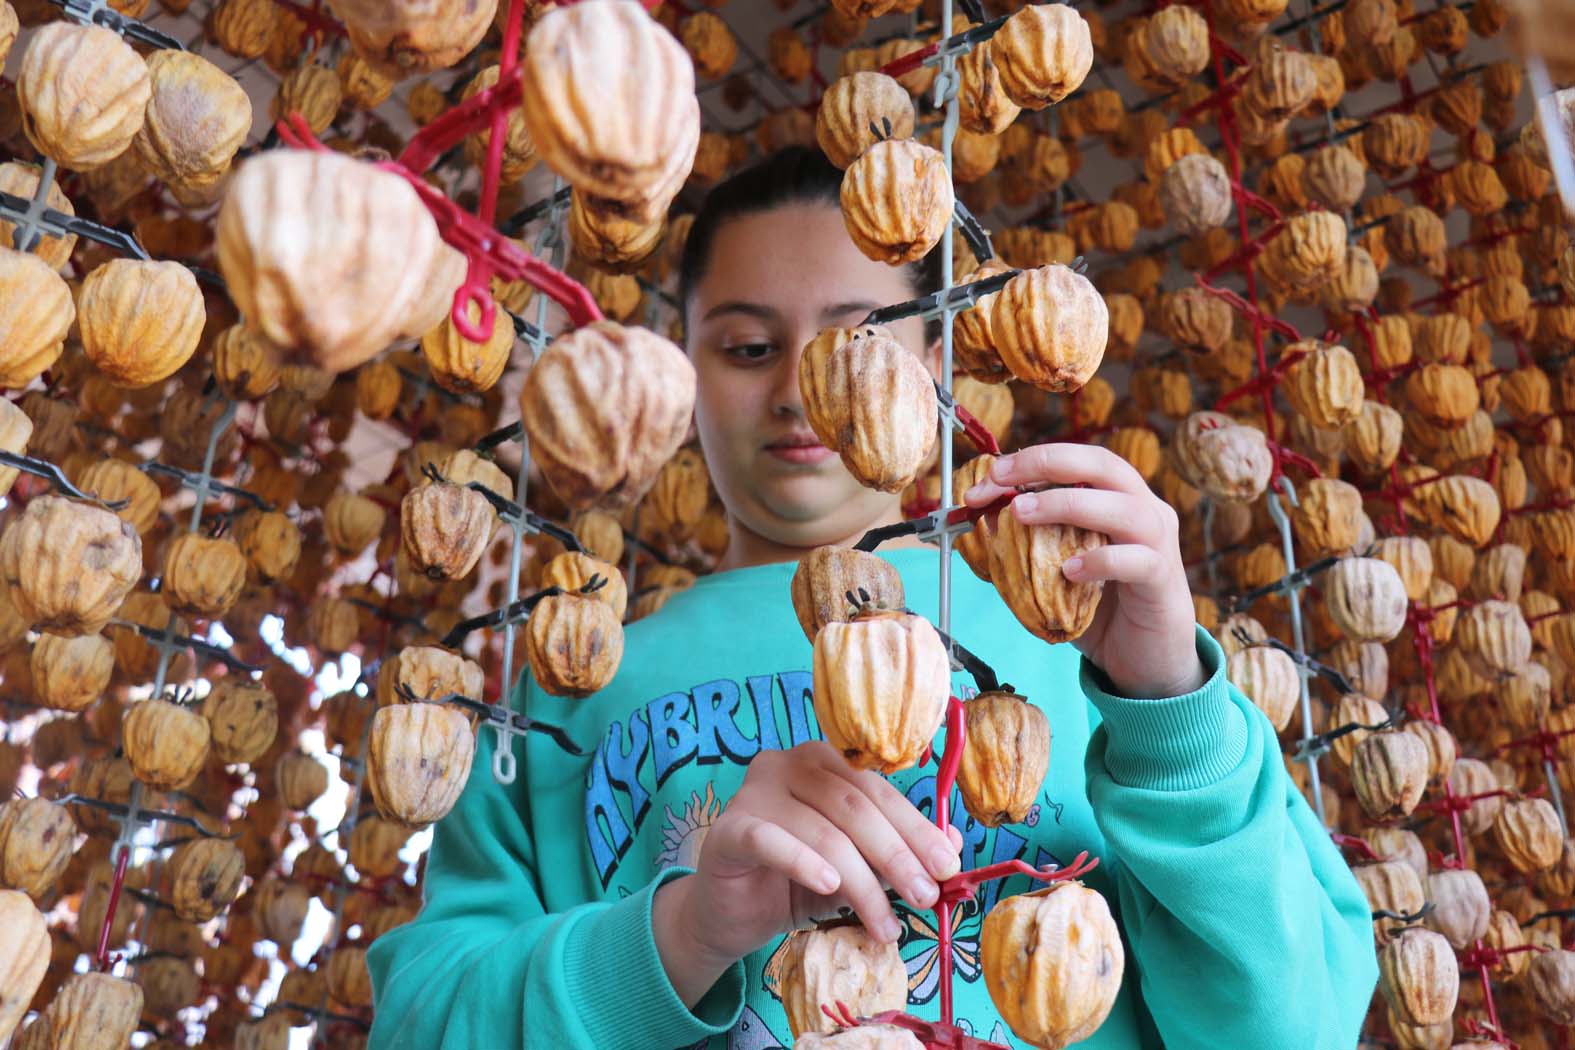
[{"left": 677, "top": 146, "right": 945, "bottom": 340}]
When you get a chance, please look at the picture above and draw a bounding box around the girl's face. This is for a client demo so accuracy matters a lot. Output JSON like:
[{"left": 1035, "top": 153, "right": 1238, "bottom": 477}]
[{"left": 685, "top": 201, "right": 933, "bottom": 553}]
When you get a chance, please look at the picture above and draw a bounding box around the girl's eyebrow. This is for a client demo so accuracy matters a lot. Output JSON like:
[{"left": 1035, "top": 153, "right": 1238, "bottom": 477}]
[
  {"left": 820, "top": 300, "right": 881, "bottom": 322},
  {"left": 701, "top": 300, "right": 779, "bottom": 323}
]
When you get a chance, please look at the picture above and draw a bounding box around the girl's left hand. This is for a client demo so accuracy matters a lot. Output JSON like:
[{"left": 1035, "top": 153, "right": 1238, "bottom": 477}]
[{"left": 963, "top": 442, "right": 1207, "bottom": 700}]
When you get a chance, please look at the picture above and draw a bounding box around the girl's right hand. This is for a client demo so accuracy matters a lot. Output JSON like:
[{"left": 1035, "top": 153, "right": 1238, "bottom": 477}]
[{"left": 651, "top": 741, "right": 962, "bottom": 1007}]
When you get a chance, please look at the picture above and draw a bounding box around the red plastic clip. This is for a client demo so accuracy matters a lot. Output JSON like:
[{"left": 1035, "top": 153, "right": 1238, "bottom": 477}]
[
  {"left": 272, "top": 0, "right": 345, "bottom": 40},
  {"left": 1329, "top": 832, "right": 1381, "bottom": 862},
  {"left": 1195, "top": 275, "right": 1303, "bottom": 344},
  {"left": 821, "top": 1002, "right": 1012, "bottom": 1050},
  {"left": 936, "top": 851, "right": 1100, "bottom": 910},
  {"left": 876, "top": 41, "right": 940, "bottom": 80},
  {"left": 953, "top": 402, "right": 1002, "bottom": 456},
  {"left": 93, "top": 843, "right": 132, "bottom": 971}
]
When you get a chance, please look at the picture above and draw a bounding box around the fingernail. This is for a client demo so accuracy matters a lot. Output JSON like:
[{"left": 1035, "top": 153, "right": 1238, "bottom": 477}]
[
  {"left": 991, "top": 456, "right": 1013, "bottom": 479},
  {"left": 880, "top": 915, "right": 904, "bottom": 943},
  {"left": 963, "top": 483, "right": 983, "bottom": 501},
  {"left": 1014, "top": 492, "right": 1038, "bottom": 515},
  {"left": 928, "top": 845, "right": 961, "bottom": 880},
  {"left": 1064, "top": 556, "right": 1084, "bottom": 576},
  {"left": 907, "top": 875, "right": 939, "bottom": 908},
  {"left": 815, "top": 866, "right": 840, "bottom": 895}
]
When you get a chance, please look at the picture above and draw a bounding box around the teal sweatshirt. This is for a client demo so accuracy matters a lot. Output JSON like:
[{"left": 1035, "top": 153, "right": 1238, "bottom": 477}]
[{"left": 366, "top": 548, "right": 1378, "bottom": 1050}]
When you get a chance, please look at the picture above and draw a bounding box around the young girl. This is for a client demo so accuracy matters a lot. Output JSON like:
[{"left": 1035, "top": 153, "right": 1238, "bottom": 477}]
[{"left": 366, "top": 147, "right": 1378, "bottom": 1050}]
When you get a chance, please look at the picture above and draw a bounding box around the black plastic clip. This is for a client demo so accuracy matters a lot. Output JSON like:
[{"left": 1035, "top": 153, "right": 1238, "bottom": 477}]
[
  {"left": 0, "top": 449, "right": 129, "bottom": 509},
  {"left": 420, "top": 689, "right": 585, "bottom": 757},
  {"left": 140, "top": 460, "right": 274, "bottom": 512}
]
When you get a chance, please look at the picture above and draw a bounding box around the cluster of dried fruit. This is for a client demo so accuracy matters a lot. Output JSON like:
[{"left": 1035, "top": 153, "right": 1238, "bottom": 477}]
[{"left": 0, "top": 0, "right": 1573, "bottom": 1044}]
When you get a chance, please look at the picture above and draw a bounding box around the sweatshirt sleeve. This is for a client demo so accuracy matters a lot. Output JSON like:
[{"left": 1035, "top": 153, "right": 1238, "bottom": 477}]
[
  {"left": 1080, "top": 626, "right": 1378, "bottom": 1050},
  {"left": 365, "top": 731, "right": 747, "bottom": 1050}
]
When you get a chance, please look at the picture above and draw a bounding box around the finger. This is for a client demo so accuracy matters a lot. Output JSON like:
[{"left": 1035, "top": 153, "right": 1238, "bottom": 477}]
[
  {"left": 791, "top": 770, "right": 941, "bottom": 909},
  {"left": 987, "top": 444, "right": 1150, "bottom": 498},
  {"left": 824, "top": 760, "right": 962, "bottom": 882},
  {"left": 1006, "top": 487, "right": 1170, "bottom": 546},
  {"left": 781, "top": 800, "right": 904, "bottom": 942},
  {"left": 1062, "top": 543, "right": 1168, "bottom": 586},
  {"left": 707, "top": 812, "right": 841, "bottom": 897},
  {"left": 946, "top": 825, "right": 963, "bottom": 852},
  {"left": 961, "top": 476, "right": 1018, "bottom": 507}
]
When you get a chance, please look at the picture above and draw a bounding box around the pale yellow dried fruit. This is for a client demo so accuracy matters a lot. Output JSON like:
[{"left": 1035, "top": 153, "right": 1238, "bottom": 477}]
[
  {"left": 1259, "top": 211, "right": 1347, "bottom": 289},
  {"left": 812, "top": 608, "right": 949, "bottom": 774},
  {"left": 520, "top": 322, "right": 695, "bottom": 511},
  {"left": 0, "top": 247, "right": 73, "bottom": 389},
  {"left": 988, "top": 510, "right": 1106, "bottom": 644},
  {"left": 276, "top": 749, "right": 329, "bottom": 810},
  {"left": 540, "top": 550, "right": 628, "bottom": 622},
  {"left": 135, "top": 50, "right": 250, "bottom": 189},
  {"left": 167, "top": 837, "right": 243, "bottom": 922},
  {"left": 0, "top": 496, "right": 141, "bottom": 637},
  {"left": 0, "top": 798, "right": 74, "bottom": 900},
  {"left": 1352, "top": 729, "right": 1428, "bottom": 819},
  {"left": 77, "top": 258, "right": 205, "bottom": 388},
  {"left": 460, "top": 64, "right": 538, "bottom": 183},
  {"left": 420, "top": 300, "right": 513, "bottom": 395},
  {"left": 1329, "top": 693, "right": 1387, "bottom": 767},
  {"left": 0, "top": 890, "right": 48, "bottom": 1044},
  {"left": 1159, "top": 153, "right": 1232, "bottom": 235},
  {"left": 400, "top": 482, "right": 494, "bottom": 580},
  {"left": 1353, "top": 860, "right": 1423, "bottom": 944},
  {"left": 324, "top": 491, "right": 387, "bottom": 556},
  {"left": 123, "top": 698, "right": 210, "bottom": 790},
  {"left": 1342, "top": 400, "right": 1403, "bottom": 474},
  {"left": 30, "top": 632, "right": 112, "bottom": 712},
  {"left": 1226, "top": 645, "right": 1299, "bottom": 731},
  {"left": 203, "top": 679, "right": 277, "bottom": 764},
  {"left": 1531, "top": 950, "right": 1575, "bottom": 1025},
  {"left": 1291, "top": 478, "right": 1363, "bottom": 557},
  {"left": 520, "top": 1, "right": 699, "bottom": 221},
  {"left": 957, "top": 40, "right": 1021, "bottom": 135},
  {"left": 218, "top": 149, "right": 447, "bottom": 374},
  {"left": 1284, "top": 342, "right": 1364, "bottom": 428},
  {"left": 992, "top": 3, "right": 1093, "bottom": 110},
  {"left": 162, "top": 533, "right": 247, "bottom": 618},
  {"left": 1495, "top": 798, "right": 1564, "bottom": 875},
  {"left": 17, "top": 24, "right": 150, "bottom": 170},
  {"left": 790, "top": 546, "right": 905, "bottom": 642},
  {"left": 1426, "top": 868, "right": 1490, "bottom": 950},
  {"left": 43, "top": 972, "right": 142, "bottom": 1050},
  {"left": 212, "top": 325, "right": 283, "bottom": 401},
  {"left": 271, "top": 62, "right": 341, "bottom": 135},
  {"left": 981, "top": 880, "right": 1123, "bottom": 1048},
  {"left": 840, "top": 138, "right": 954, "bottom": 265},
  {"left": 525, "top": 592, "right": 623, "bottom": 698},
  {"left": 1379, "top": 927, "right": 1457, "bottom": 1027},
  {"left": 958, "top": 691, "right": 1050, "bottom": 827},
  {"left": 990, "top": 264, "right": 1108, "bottom": 393},
  {"left": 368, "top": 701, "right": 475, "bottom": 828},
  {"left": 802, "top": 328, "right": 936, "bottom": 493},
  {"left": 817, "top": 72, "right": 914, "bottom": 169},
  {"left": 1324, "top": 556, "right": 1408, "bottom": 643},
  {"left": 566, "top": 189, "right": 661, "bottom": 274},
  {"left": 778, "top": 924, "right": 907, "bottom": 1038},
  {"left": 1456, "top": 599, "right": 1531, "bottom": 678},
  {"left": 386, "top": 645, "right": 484, "bottom": 706},
  {"left": 1405, "top": 363, "right": 1480, "bottom": 429},
  {"left": 333, "top": 0, "right": 496, "bottom": 76}
]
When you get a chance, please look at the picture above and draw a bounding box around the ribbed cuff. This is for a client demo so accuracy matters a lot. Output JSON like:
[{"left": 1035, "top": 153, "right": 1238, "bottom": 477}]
[
  {"left": 1081, "top": 625, "right": 1248, "bottom": 792},
  {"left": 560, "top": 867, "right": 745, "bottom": 1047}
]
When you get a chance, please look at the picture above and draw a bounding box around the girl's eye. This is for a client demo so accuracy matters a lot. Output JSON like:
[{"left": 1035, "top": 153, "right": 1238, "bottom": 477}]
[{"left": 724, "top": 343, "right": 775, "bottom": 362}]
